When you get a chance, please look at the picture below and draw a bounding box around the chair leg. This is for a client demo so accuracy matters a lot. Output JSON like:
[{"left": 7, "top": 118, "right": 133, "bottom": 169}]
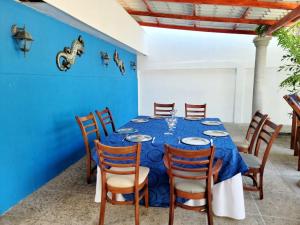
[
  {"left": 259, "top": 173, "right": 264, "bottom": 200},
  {"left": 297, "top": 135, "right": 300, "bottom": 171},
  {"left": 207, "top": 193, "right": 213, "bottom": 225},
  {"left": 99, "top": 188, "right": 107, "bottom": 225},
  {"left": 298, "top": 154, "right": 300, "bottom": 171},
  {"left": 86, "top": 157, "right": 91, "bottom": 184},
  {"left": 134, "top": 190, "right": 140, "bottom": 225},
  {"left": 169, "top": 188, "right": 175, "bottom": 225},
  {"left": 253, "top": 172, "right": 258, "bottom": 186},
  {"left": 145, "top": 179, "right": 149, "bottom": 208}
]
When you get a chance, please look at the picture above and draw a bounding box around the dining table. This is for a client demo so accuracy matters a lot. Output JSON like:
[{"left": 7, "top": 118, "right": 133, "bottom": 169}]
[{"left": 93, "top": 116, "right": 249, "bottom": 220}]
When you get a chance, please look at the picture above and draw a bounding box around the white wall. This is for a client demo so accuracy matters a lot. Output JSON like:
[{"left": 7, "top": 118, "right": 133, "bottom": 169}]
[
  {"left": 138, "top": 27, "right": 291, "bottom": 125},
  {"left": 43, "top": 0, "right": 148, "bottom": 54}
]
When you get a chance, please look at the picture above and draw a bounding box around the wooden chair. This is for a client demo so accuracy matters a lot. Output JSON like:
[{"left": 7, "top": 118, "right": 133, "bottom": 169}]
[
  {"left": 235, "top": 111, "right": 268, "bottom": 154},
  {"left": 185, "top": 103, "right": 207, "bottom": 118},
  {"left": 94, "top": 141, "right": 149, "bottom": 225},
  {"left": 297, "top": 127, "right": 300, "bottom": 171},
  {"left": 154, "top": 102, "right": 175, "bottom": 117},
  {"left": 241, "top": 119, "right": 282, "bottom": 199},
  {"left": 164, "top": 144, "right": 216, "bottom": 225},
  {"left": 75, "top": 113, "right": 100, "bottom": 183},
  {"left": 96, "top": 107, "right": 116, "bottom": 136},
  {"left": 284, "top": 94, "right": 300, "bottom": 170}
]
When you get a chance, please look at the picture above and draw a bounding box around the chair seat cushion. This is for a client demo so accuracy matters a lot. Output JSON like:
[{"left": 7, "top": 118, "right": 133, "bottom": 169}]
[
  {"left": 240, "top": 153, "right": 261, "bottom": 169},
  {"left": 235, "top": 139, "right": 250, "bottom": 149},
  {"left": 173, "top": 171, "right": 207, "bottom": 193},
  {"left": 106, "top": 166, "right": 149, "bottom": 188}
]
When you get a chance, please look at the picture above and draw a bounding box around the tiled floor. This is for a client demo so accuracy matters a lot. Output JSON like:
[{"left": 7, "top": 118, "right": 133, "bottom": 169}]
[{"left": 1, "top": 124, "right": 299, "bottom": 225}]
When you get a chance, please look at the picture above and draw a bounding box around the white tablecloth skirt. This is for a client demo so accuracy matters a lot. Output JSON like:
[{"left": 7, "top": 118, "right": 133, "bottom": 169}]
[{"left": 95, "top": 167, "right": 245, "bottom": 220}]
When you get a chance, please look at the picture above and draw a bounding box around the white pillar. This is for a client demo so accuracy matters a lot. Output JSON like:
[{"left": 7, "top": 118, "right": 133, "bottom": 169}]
[{"left": 252, "top": 36, "right": 272, "bottom": 115}]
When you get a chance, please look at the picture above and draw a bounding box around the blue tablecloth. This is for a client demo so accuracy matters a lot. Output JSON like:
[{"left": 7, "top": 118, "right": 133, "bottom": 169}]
[{"left": 92, "top": 117, "right": 248, "bottom": 207}]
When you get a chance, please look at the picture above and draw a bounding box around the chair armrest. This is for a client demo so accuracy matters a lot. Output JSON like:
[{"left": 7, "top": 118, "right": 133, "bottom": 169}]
[{"left": 213, "top": 159, "right": 223, "bottom": 183}]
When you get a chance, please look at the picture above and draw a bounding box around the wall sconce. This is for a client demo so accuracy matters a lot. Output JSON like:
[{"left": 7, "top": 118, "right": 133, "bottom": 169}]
[
  {"left": 130, "top": 61, "right": 137, "bottom": 71},
  {"left": 11, "top": 25, "right": 33, "bottom": 57},
  {"left": 100, "top": 51, "right": 110, "bottom": 66}
]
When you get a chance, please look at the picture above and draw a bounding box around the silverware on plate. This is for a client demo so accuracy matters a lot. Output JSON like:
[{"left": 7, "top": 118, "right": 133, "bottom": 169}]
[
  {"left": 152, "top": 137, "right": 155, "bottom": 144},
  {"left": 177, "top": 137, "right": 181, "bottom": 144}
]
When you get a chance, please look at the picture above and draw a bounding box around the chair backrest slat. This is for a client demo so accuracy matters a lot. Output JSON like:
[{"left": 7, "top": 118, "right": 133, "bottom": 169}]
[
  {"left": 171, "top": 158, "right": 210, "bottom": 165},
  {"left": 76, "top": 113, "right": 100, "bottom": 158},
  {"left": 245, "top": 111, "right": 268, "bottom": 154},
  {"left": 99, "top": 154, "right": 136, "bottom": 161},
  {"left": 103, "top": 168, "right": 136, "bottom": 175},
  {"left": 253, "top": 119, "right": 282, "bottom": 170},
  {"left": 96, "top": 107, "right": 116, "bottom": 136},
  {"left": 185, "top": 103, "right": 206, "bottom": 118},
  {"left": 102, "top": 161, "right": 137, "bottom": 168},
  {"left": 154, "top": 102, "right": 175, "bottom": 117},
  {"left": 171, "top": 165, "right": 208, "bottom": 173}
]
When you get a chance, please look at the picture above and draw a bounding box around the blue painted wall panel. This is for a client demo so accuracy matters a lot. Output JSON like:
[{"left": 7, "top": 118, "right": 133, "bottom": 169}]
[{"left": 0, "top": 0, "right": 138, "bottom": 214}]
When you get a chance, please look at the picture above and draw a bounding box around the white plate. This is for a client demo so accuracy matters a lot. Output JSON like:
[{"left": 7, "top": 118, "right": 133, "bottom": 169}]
[
  {"left": 116, "top": 128, "right": 138, "bottom": 134},
  {"left": 201, "top": 121, "right": 222, "bottom": 126},
  {"left": 184, "top": 117, "right": 202, "bottom": 121},
  {"left": 181, "top": 137, "right": 210, "bottom": 146},
  {"left": 150, "top": 116, "right": 164, "bottom": 119},
  {"left": 126, "top": 134, "right": 152, "bottom": 142},
  {"left": 203, "top": 130, "right": 229, "bottom": 137},
  {"left": 131, "top": 118, "right": 149, "bottom": 123}
]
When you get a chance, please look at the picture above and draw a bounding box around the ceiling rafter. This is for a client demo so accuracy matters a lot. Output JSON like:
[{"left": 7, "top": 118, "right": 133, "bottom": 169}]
[
  {"left": 139, "top": 21, "right": 256, "bottom": 34},
  {"left": 141, "top": 0, "right": 160, "bottom": 24},
  {"left": 267, "top": 4, "right": 300, "bottom": 34},
  {"left": 127, "top": 10, "right": 277, "bottom": 25},
  {"left": 149, "top": 0, "right": 299, "bottom": 10},
  {"left": 233, "top": 7, "right": 250, "bottom": 30}
]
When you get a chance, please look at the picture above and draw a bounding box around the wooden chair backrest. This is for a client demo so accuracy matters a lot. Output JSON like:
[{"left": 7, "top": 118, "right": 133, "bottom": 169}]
[
  {"left": 96, "top": 107, "right": 116, "bottom": 136},
  {"left": 154, "top": 102, "right": 175, "bottom": 117},
  {"left": 185, "top": 103, "right": 206, "bottom": 118},
  {"left": 94, "top": 140, "right": 141, "bottom": 187},
  {"left": 245, "top": 111, "right": 268, "bottom": 154},
  {"left": 76, "top": 113, "right": 100, "bottom": 158},
  {"left": 164, "top": 144, "right": 215, "bottom": 193},
  {"left": 284, "top": 94, "right": 300, "bottom": 119},
  {"left": 253, "top": 119, "right": 282, "bottom": 171}
]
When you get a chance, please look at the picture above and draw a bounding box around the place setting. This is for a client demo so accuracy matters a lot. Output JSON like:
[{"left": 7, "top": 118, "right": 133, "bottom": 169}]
[
  {"left": 116, "top": 127, "right": 138, "bottom": 134},
  {"left": 125, "top": 134, "right": 153, "bottom": 143},
  {"left": 179, "top": 136, "right": 211, "bottom": 146},
  {"left": 203, "top": 130, "right": 229, "bottom": 137},
  {"left": 201, "top": 120, "right": 223, "bottom": 126},
  {"left": 149, "top": 115, "right": 165, "bottom": 119},
  {"left": 184, "top": 117, "right": 203, "bottom": 121},
  {"left": 131, "top": 118, "right": 149, "bottom": 123}
]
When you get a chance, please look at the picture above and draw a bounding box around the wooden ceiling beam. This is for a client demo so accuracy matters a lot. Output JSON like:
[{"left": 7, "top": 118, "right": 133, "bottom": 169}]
[
  {"left": 150, "top": 0, "right": 299, "bottom": 10},
  {"left": 233, "top": 7, "right": 250, "bottom": 30},
  {"left": 139, "top": 21, "right": 256, "bottom": 35},
  {"left": 267, "top": 5, "right": 300, "bottom": 34},
  {"left": 142, "top": 0, "right": 153, "bottom": 12},
  {"left": 128, "top": 10, "right": 276, "bottom": 25},
  {"left": 141, "top": 0, "right": 160, "bottom": 24}
]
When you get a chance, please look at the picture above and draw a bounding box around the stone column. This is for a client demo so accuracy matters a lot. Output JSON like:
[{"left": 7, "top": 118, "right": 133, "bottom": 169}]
[{"left": 252, "top": 36, "right": 272, "bottom": 115}]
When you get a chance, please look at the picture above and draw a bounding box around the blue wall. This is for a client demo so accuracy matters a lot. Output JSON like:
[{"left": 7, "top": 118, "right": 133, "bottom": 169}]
[{"left": 0, "top": 1, "right": 138, "bottom": 215}]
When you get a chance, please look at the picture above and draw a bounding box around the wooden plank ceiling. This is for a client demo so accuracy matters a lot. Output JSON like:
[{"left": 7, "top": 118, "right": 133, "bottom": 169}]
[{"left": 118, "top": 0, "right": 300, "bottom": 35}]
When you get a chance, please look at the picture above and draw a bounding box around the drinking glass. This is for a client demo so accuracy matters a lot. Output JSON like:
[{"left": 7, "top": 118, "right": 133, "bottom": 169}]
[
  {"left": 164, "top": 118, "right": 173, "bottom": 135},
  {"left": 171, "top": 108, "right": 177, "bottom": 118}
]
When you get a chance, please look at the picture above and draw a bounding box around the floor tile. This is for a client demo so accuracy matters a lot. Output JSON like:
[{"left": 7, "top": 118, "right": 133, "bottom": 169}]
[
  {"left": 255, "top": 192, "right": 300, "bottom": 220},
  {"left": 263, "top": 216, "right": 300, "bottom": 225},
  {"left": 0, "top": 215, "right": 37, "bottom": 225}
]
